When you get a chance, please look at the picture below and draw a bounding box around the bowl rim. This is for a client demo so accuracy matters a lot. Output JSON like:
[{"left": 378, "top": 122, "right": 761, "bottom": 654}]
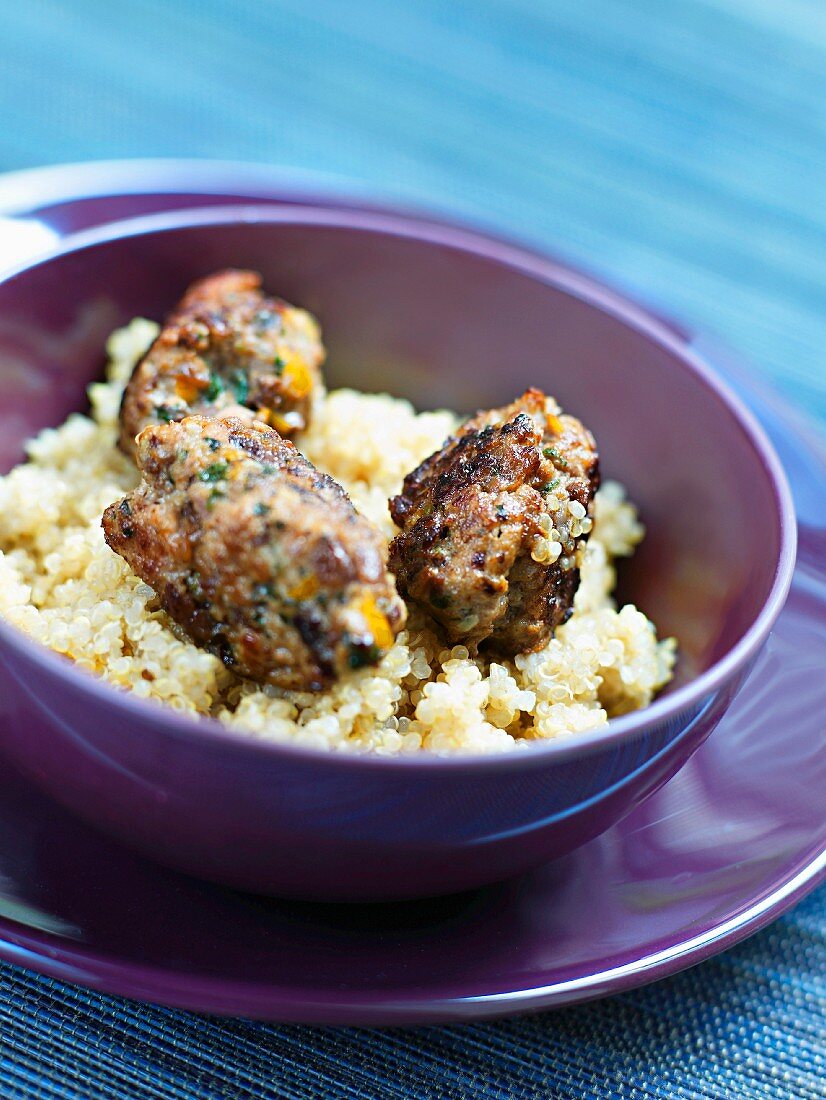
[
  {"left": 0, "top": 202, "right": 798, "bottom": 770},
  {"left": 0, "top": 157, "right": 401, "bottom": 218}
]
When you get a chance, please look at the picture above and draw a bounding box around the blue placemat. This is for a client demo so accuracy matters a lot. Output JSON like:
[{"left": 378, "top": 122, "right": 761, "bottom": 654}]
[
  {"left": 0, "top": 886, "right": 823, "bottom": 1099},
  {"left": 0, "top": 0, "right": 824, "bottom": 1096}
]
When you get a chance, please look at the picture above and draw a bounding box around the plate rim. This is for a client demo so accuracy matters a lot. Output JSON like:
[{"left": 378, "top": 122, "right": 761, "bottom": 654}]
[{"left": 0, "top": 834, "right": 822, "bottom": 1024}]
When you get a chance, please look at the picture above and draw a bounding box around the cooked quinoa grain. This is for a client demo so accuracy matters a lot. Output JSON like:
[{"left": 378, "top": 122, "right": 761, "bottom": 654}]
[{"left": 0, "top": 320, "right": 676, "bottom": 754}]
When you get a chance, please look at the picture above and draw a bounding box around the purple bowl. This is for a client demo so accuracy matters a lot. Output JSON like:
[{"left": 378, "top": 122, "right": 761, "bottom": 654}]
[{"left": 0, "top": 204, "right": 796, "bottom": 901}]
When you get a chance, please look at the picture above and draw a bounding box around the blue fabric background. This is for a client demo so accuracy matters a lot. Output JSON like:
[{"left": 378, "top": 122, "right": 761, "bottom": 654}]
[{"left": 0, "top": 0, "right": 824, "bottom": 1096}]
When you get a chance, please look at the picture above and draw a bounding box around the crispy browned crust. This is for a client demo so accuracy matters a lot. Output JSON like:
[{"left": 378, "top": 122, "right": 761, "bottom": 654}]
[
  {"left": 103, "top": 416, "right": 406, "bottom": 691},
  {"left": 388, "top": 388, "right": 599, "bottom": 657},
  {"left": 119, "top": 270, "right": 325, "bottom": 459}
]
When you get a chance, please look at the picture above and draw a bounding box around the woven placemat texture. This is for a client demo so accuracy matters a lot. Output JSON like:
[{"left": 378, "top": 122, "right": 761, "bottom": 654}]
[{"left": 0, "top": 0, "right": 824, "bottom": 1096}]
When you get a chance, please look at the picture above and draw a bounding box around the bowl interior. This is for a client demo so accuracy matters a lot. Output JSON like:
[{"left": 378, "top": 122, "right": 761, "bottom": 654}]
[{"left": 0, "top": 210, "right": 785, "bottom": 689}]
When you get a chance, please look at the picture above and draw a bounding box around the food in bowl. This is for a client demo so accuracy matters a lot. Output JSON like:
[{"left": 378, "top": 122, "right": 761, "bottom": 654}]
[
  {"left": 102, "top": 414, "right": 406, "bottom": 692},
  {"left": 389, "top": 387, "right": 599, "bottom": 656},
  {"left": 119, "top": 269, "right": 323, "bottom": 456},
  {"left": 0, "top": 272, "right": 676, "bottom": 754}
]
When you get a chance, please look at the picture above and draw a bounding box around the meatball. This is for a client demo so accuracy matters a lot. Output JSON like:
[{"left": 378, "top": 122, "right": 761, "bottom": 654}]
[
  {"left": 388, "top": 388, "right": 599, "bottom": 657},
  {"left": 103, "top": 416, "right": 406, "bottom": 692},
  {"left": 119, "top": 270, "right": 325, "bottom": 459}
]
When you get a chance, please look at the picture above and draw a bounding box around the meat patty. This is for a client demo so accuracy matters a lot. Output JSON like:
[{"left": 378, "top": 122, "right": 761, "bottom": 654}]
[
  {"left": 103, "top": 416, "right": 406, "bottom": 692},
  {"left": 119, "top": 270, "right": 325, "bottom": 459},
  {"left": 388, "top": 388, "right": 599, "bottom": 657}
]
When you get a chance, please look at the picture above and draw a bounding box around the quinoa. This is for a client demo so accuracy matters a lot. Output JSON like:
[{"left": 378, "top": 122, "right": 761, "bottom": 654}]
[{"left": 0, "top": 320, "right": 676, "bottom": 754}]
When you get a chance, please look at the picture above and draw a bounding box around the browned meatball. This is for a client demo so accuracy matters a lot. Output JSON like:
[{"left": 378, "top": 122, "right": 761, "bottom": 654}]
[
  {"left": 103, "top": 416, "right": 406, "bottom": 692},
  {"left": 388, "top": 388, "right": 599, "bottom": 657},
  {"left": 119, "top": 270, "right": 325, "bottom": 459}
]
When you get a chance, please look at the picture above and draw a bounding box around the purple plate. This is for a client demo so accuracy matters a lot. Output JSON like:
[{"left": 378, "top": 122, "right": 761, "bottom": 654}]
[
  {"left": 0, "top": 558, "right": 822, "bottom": 1024},
  {"left": 0, "top": 163, "right": 822, "bottom": 1022}
]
